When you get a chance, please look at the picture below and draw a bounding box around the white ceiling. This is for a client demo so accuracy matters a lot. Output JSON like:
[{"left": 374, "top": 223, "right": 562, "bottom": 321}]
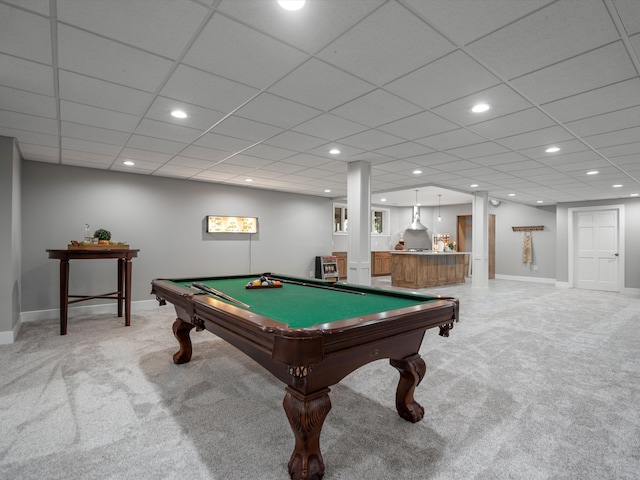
[{"left": 1, "top": 0, "right": 640, "bottom": 207}]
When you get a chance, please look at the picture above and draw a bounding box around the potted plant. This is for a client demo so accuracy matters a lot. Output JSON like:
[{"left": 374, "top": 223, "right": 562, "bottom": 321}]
[{"left": 94, "top": 228, "right": 111, "bottom": 245}]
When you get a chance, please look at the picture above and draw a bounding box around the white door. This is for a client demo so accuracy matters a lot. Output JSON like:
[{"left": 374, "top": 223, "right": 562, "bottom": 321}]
[{"left": 575, "top": 209, "right": 620, "bottom": 291}]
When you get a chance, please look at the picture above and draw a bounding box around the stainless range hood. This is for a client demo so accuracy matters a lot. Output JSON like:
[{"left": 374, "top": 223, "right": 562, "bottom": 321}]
[
  {"left": 407, "top": 205, "right": 428, "bottom": 231},
  {"left": 406, "top": 190, "right": 428, "bottom": 231}
]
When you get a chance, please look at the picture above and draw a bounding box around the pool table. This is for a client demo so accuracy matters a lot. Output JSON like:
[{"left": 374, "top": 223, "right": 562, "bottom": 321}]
[{"left": 151, "top": 273, "right": 459, "bottom": 480}]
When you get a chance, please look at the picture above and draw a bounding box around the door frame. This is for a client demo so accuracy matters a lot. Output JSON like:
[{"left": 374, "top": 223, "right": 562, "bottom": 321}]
[{"left": 567, "top": 204, "right": 625, "bottom": 291}]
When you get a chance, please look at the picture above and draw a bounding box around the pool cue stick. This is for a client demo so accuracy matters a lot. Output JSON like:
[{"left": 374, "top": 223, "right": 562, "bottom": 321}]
[
  {"left": 191, "top": 282, "right": 251, "bottom": 308},
  {"left": 264, "top": 274, "right": 366, "bottom": 296}
]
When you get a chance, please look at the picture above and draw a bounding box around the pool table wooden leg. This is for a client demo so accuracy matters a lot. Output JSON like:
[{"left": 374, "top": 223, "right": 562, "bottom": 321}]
[
  {"left": 172, "top": 318, "right": 194, "bottom": 364},
  {"left": 390, "top": 354, "right": 426, "bottom": 423},
  {"left": 283, "top": 386, "right": 332, "bottom": 480}
]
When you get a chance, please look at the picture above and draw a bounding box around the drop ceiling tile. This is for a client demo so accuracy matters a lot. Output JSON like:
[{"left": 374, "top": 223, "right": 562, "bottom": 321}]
[
  {"left": 404, "top": 0, "right": 553, "bottom": 47},
  {"left": 268, "top": 58, "right": 375, "bottom": 111},
  {"left": 280, "top": 153, "right": 333, "bottom": 168},
  {"left": 193, "top": 132, "right": 254, "bottom": 152},
  {"left": 192, "top": 170, "right": 236, "bottom": 182},
  {"left": 60, "top": 101, "right": 140, "bottom": 132},
  {"left": 160, "top": 65, "right": 259, "bottom": 113},
  {"left": 145, "top": 97, "right": 227, "bottom": 131},
  {"left": 234, "top": 93, "right": 321, "bottom": 129},
  {"left": 518, "top": 140, "right": 592, "bottom": 160},
  {"left": 583, "top": 125, "right": 640, "bottom": 148},
  {"left": 224, "top": 154, "right": 272, "bottom": 168},
  {"left": 207, "top": 116, "right": 282, "bottom": 143},
  {"left": 167, "top": 156, "right": 217, "bottom": 169},
  {"left": 374, "top": 159, "right": 429, "bottom": 173},
  {"left": 57, "top": 0, "right": 207, "bottom": 59},
  {"left": 434, "top": 83, "right": 534, "bottom": 127},
  {"left": 61, "top": 122, "right": 129, "bottom": 146},
  {"left": 565, "top": 105, "right": 640, "bottom": 137},
  {"left": 217, "top": 0, "right": 386, "bottom": 54},
  {"left": 416, "top": 128, "right": 486, "bottom": 151},
  {"left": 259, "top": 161, "right": 307, "bottom": 174},
  {"left": 499, "top": 126, "right": 576, "bottom": 150},
  {"left": 542, "top": 78, "right": 640, "bottom": 123},
  {"left": 0, "top": 86, "right": 57, "bottom": 118},
  {"left": 385, "top": 50, "right": 500, "bottom": 109},
  {"left": 408, "top": 151, "right": 461, "bottom": 167},
  {"left": 0, "top": 110, "right": 58, "bottom": 135},
  {"left": 126, "top": 134, "right": 186, "bottom": 155},
  {"left": 134, "top": 118, "right": 202, "bottom": 144},
  {"left": 0, "top": 54, "right": 54, "bottom": 96},
  {"left": 467, "top": 0, "right": 620, "bottom": 79},
  {"left": 374, "top": 142, "right": 435, "bottom": 159},
  {"left": 184, "top": 13, "right": 309, "bottom": 89},
  {"left": 304, "top": 143, "right": 366, "bottom": 160},
  {"left": 467, "top": 151, "right": 530, "bottom": 166},
  {"left": 2, "top": 0, "right": 49, "bottom": 15},
  {"left": 445, "top": 141, "right": 510, "bottom": 159},
  {"left": 331, "top": 89, "right": 422, "bottom": 128},
  {"left": 119, "top": 147, "right": 172, "bottom": 163},
  {"left": 153, "top": 164, "right": 202, "bottom": 178},
  {"left": 0, "top": 4, "right": 51, "bottom": 64},
  {"left": 61, "top": 148, "right": 114, "bottom": 165},
  {"left": 467, "top": 108, "right": 555, "bottom": 141},
  {"left": 317, "top": 1, "right": 454, "bottom": 86},
  {"left": 111, "top": 160, "right": 159, "bottom": 173},
  {"left": 57, "top": 25, "right": 174, "bottom": 92},
  {"left": 293, "top": 113, "right": 368, "bottom": 140},
  {"left": 339, "top": 129, "right": 405, "bottom": 151},
  {"left": 378, "top": 111, "right": 458, "bottom": 141},
  {"left": 242, "top": 144, "right": 297, "bottom": 161},
  {"left": 553, "top": 159, "right": 612, "bottom": 172},
  {"left": 58, "top": 71, "right": 154, "bottom": 116},
  {"left": 347, "top": 151, "right": 395, "bottom": 164},
  {"left": 180, "top": 145, "right": 230, "bottom": 162},
  {"left": 61, "top": 137, "right": 122, "bottom": 155},
  {"left": 264, "top": 130, "right": 327, "bottom": 151},
  {"left": 599, "top": 141, "right": 640, "bottom": 157},
  {"left": 492, "top": 160, "right": 547, "bottom": 173},
  {"left": 614, "top": 0, "right": 640, "bottom": 36},
  {"left": 0, "top": 127, "right": 58, "bottom": 148},
  {"left": 13, "top": 144, "right": 58, "bottom": 162},
  {"left": 511, "top": 42, "right": 636, "bottom": 105}
]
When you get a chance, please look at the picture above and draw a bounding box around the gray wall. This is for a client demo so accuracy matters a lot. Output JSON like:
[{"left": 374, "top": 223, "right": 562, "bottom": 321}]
[
  {"left": 0, "top": 137, "right": 21, "bottom": 339},
  {"left": 21, "top": 161, "right": 333, "bottom": 314}
]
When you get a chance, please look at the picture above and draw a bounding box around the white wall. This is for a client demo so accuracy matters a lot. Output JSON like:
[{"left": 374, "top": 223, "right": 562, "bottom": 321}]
[{"left": 20, "top": 161, "right": 333, "bottom": 314}]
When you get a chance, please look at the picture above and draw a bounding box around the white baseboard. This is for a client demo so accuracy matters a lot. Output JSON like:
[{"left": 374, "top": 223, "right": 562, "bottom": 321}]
[
  {"left": 19, "top": 299, "right": 161, "bottom": 324},
  {"left": 494, "top": 274, "right": 556, "bottom": 284},
  {"left": 0, "top": 322, "right": 21, "bottom": 345}
]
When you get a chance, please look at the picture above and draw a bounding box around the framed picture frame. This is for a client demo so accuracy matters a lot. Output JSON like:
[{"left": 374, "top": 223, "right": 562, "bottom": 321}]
[{"left": 206, "top": 215, "right": 258, "bottom": 234}]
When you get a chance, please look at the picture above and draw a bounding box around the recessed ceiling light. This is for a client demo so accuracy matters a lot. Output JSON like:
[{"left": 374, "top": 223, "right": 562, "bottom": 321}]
[
  {"left": 123, "top": 160, "right": 135, "bottom": 166},
  {"left": 324, "top": 189, "right": 331, "bottom": 193},
  {"left": 631, "top": 193, "right": 639, "bottom": 197},
  {"left": 329, "top": 148, "right": 340, "bottom": 155},
  {"left": 545, "top": 147, "right": 560, "bottom": 153},
  {"left": 380, "top": 198, "right": 387, "bottom": 202},
  {"left": 245, "top": 178, "right": 253, "bottom": 182},
  {"left": 470, "top": 184, "right": 479, "bottom": 188},
  {"left": 586, "top": 170, "right": 598, "bottom": 175},
  {"left": 508, "top": 193, "right": 516, "bottom": 197},
  {"left": 412, "top": 170, "right": 422, "bottom": 175},
  {"left": 612, "top": 184, "right": 623, "bottom": 188},
  {"left": 471, "top": 103, "right": 490, "bottom": 113},
  {"left": 171, "top": 110, "right": 187, "bottom": 119},
  {"left": 278, "top": 0, "right": 305, "bottom": 11},
  {"left": 537, "top": 200, "right": 544, "bottom": 203}
]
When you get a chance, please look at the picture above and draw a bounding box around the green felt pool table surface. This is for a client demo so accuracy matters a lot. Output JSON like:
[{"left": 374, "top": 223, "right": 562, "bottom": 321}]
[{"left": 168, "top": 276, "right": 440, "bottom": 329}]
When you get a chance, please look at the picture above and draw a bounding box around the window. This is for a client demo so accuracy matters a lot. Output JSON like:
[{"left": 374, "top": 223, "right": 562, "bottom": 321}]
[{"left": 333, "top": 203, "right": 389, "bottom": 236}]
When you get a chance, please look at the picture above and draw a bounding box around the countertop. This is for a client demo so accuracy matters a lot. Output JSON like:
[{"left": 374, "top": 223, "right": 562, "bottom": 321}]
[{"left": 390, "top": 250, "right": 471, "bottom": 255}]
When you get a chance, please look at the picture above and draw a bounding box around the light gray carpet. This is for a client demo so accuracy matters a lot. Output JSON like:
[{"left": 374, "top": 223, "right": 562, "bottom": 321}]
[{"left": 1, "top": 279, "right": 639, "bottom": 479}]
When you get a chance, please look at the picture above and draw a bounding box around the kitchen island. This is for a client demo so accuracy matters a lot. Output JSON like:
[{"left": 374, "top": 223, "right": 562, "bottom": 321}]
[{"left": 390, "top": 251, "right": 471, "bottom": 289}]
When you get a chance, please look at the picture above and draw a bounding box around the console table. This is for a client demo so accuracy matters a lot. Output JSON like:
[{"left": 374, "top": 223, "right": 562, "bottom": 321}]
[{"left": 46, "top": 248, "right": 139, "bottom": 335}]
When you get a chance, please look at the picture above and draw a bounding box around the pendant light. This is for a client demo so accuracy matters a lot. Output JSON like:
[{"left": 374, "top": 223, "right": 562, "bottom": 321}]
[{"left": 438, "top": 194, "right": 442, "bottom": 222}]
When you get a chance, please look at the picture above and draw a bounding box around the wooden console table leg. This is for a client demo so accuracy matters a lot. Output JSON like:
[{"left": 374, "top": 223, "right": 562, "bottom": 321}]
[
  {"left": 283, "top": 387, "right": 332, "bottom": 480},
  {"left": 59, "top": 259, "right": 70, "bottom": 335},
  {"left": 123, "top": 258, "right": 133, "bottom": 326},
  {"left": 172, "top": 318, "right": 194, "bottom": 364},
  {"left": 390, "top": 354, "right": 426, "bottom": 423},
  {"left": 117, "top": 258, "right": 124, "bottom": 318}
]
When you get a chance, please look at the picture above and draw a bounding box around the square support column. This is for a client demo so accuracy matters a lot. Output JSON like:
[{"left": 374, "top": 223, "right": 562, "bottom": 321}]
[
  {"left": 347, "top": 161, "right": 371, "bottom": 286},
  {"left": 472, "top": 191, "right": 489, "bottom": 290}
]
